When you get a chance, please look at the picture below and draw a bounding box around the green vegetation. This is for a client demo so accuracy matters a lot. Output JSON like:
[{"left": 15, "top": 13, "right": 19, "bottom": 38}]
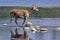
[{"left": 0, "top": 6, "right": 60, "bottom": 18}]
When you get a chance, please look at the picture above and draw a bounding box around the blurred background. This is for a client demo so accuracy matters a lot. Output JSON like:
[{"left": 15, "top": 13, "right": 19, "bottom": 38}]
[
  {"left": 0, "top": 0, "right": 60, "bottom": 40},
  {"left": 0, "top": 0, "right": 60, "bottom": 18}
]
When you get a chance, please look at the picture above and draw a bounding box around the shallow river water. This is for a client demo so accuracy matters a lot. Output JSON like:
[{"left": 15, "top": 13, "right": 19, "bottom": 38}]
[{"left": 0, "top": 18, "right": 60, "bottom": 40}]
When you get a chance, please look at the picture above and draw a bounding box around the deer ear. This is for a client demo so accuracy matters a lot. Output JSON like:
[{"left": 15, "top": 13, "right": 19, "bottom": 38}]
[
  {"left": 32, "top": 4, "right": 36, "bottom": 7},
  {"left": 32, "top": 4, "right": 35, "bottom": 6}
]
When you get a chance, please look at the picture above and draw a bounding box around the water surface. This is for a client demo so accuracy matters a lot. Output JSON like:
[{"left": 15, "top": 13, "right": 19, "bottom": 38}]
[{"left": 0, "top": 18, "right": 60, "bottom": 40}]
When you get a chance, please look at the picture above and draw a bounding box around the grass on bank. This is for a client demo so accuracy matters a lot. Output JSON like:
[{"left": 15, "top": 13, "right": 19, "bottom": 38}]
[{"left": 0, "top": 6, "right": 60, "bottom": 18}]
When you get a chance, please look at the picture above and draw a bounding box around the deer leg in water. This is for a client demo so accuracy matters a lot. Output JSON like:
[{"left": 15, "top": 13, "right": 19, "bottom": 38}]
[
  {"left": 22, "top": 16, "right": 27, "bottom": 27},
  {"left": 10, "top": 12, "right": 15, "bottom": 24},
  {"left": 10, "top": 28, "right": 14, "bottom": 38},
  {"left": 15, "top": 17, "right": 18, "bottom": 26},
  {"left": 15, "top": 28, "right": 18, "bottom": 35},
  {"left": 10, "top": 14, "right": 13, "bottom": 24},
  {"left": 10, "top": 18, "right": 13, "bottom": 24}
]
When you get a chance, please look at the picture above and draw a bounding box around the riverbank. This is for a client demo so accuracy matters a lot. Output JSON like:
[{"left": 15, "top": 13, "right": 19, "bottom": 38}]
[{"left": 0, "top": 7, "right": 60, "bottom": 18}]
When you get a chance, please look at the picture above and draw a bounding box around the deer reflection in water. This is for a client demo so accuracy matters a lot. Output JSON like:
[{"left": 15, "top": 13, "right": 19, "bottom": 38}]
[{"left": 10, "top": 28, "right": 32, "bottom": 40}]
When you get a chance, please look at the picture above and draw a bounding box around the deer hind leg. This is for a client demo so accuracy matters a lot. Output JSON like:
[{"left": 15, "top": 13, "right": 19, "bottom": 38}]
[
  {"left": 10, "top": 14, "right": 13, "bottom": 24},
  {"left": 10, "top": 28, "right": 14, "bottom": 38},
  {"left": 10, "top": 12, "right": 14, "bottom": 24},
  {"left": 15, "top": 16, "right": 18, "bottom": 26}
]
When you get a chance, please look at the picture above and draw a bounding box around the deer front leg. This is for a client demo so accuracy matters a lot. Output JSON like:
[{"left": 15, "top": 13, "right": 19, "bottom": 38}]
[{"left": 22, "top": 16, "right": 28, "bottom": 27}]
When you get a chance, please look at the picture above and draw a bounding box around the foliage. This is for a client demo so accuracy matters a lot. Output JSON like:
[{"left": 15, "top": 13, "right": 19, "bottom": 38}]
[{"left": 0, "top": 6, "right": 60, "bottom": 18}]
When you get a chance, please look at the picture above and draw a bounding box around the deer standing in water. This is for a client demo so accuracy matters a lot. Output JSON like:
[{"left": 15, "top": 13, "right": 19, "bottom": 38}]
[
  {"left": 10, "top": 28, "right": 32, "bottom": 40},
  {"left": 10, "top": 4, "right": 39, "bottom": 26}
]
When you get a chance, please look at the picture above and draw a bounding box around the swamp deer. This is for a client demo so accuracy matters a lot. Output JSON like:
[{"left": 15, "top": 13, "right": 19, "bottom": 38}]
[
  {"left": 10, "top": 28, "right": 32, "bottom": 40},
  {"left": 10, "top": 4, "right": 39, "bottom": 26}
]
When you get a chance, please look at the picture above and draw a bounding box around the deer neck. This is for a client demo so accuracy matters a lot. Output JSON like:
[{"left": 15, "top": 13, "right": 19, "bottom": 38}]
[{"left": 28, "top": 9, "right": 33, "bottom": 14}]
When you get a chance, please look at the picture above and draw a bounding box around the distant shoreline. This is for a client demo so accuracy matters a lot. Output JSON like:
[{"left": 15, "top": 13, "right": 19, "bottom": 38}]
[{"left": 0, "top": 7, "right": 60, "bottom": 18}]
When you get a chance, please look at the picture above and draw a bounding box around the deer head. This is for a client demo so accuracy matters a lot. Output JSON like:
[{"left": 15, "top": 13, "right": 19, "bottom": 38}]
[{"left": 31, "top": 4, "right": 39, "bottom": 12}]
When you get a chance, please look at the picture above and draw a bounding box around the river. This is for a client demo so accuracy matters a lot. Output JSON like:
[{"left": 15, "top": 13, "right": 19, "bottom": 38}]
[{"left": 0, "top": 18, "right": 60, "bottom": 40}]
